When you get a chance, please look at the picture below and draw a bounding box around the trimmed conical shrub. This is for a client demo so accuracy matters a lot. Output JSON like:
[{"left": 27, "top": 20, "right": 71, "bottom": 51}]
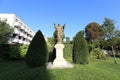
[
  {"left": 72, "top": 31, "right": 89, "bottom": 64},
  {"left": 26, "top": 30, "right": 48, "bottom": 67}
]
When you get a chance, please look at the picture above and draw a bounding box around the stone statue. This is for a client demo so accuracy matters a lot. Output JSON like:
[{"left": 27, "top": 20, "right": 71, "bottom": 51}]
[
  {"left": 47, "top": 23, "right": 74, "bottom": 69},
  {"left": 54, "top": 24, "right": 65, "bottom": 44}
]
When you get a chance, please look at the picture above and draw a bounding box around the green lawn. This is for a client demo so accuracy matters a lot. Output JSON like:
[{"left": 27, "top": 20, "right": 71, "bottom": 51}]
[{"left": 0, "top": 58, "right": 120, "bottom": 80}]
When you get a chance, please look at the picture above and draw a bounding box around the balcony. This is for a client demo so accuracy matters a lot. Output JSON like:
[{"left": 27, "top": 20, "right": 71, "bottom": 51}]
[
  {"left": 18, "top": 39, "right": 23, "bottom": 44},
  {"left": 14, "top": 22, "right": 20, "bottom": 26},
  {"left": 24, "top": 34, "right": 28, "bottom": 38},
  {"left": 23, "top": 41, "right": 29, "bottom": 44},
  {"left": 20, "top": 25, "right": 24, "bottom": 30},
  {"left": 19, "top": 32, "right": 24, "bottom": 37},
  {"left": 13, "top": 28, "right": 20, "bottom": 34},
  {"left": 11, "top": 38, "right": 19, "bottom": 43}
]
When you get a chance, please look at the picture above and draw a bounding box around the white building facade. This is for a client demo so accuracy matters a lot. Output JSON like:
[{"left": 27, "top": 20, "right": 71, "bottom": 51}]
[{"left": 0, "top": 14, "right": 35, "bottom": 44}]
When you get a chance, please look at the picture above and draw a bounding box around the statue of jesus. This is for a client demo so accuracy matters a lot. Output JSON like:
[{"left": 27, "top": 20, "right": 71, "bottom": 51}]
[{"left": 54, "top": 24, "right": 65, "bottom": 44}]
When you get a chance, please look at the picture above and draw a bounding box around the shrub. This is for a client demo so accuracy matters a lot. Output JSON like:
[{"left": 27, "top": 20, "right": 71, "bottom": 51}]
[
  {"left": 10, "top": 44, "right": 21, "bottom": 59},
  {"left": 0, "top": 44, "right": 28, "bottom": 60},
  {"left": 48, "top": 48, "right": 56, "bottom": 62},
  {"left": 20, "top": 45, "right": 28, "bottom": 58},
  {"left": 10, "top": 44, "right": 28, "bottom": 59},
  {"left": 72, "top": 31, "right": 89, "bottom": 64},
  {"left": 89, "top": 40, "right": 107, "bottom": 60},
  {"left": 0, "top": 44, "right": 10, "bottom": 59},
  {"left": 26, "top": 30, "right": 48, "bottom": 67},
  {"left": 47, "top": 37, "right": 56, "bottom": 62},
  {"left": 64, "top": 43, "right": 73, "bottom": 61}
]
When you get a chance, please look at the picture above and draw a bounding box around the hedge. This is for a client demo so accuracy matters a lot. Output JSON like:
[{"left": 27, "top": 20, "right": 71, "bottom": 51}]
[{"left": 0, "top": 44, "right": 28, "bottom": 60}]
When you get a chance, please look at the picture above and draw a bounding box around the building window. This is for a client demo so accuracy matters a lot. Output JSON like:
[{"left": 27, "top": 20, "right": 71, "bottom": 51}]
[
  {"left": 23, "top": 38, "right": 25, "bottom": 41},
  {"left": 27, "top": 33, "right": 29, "bottom": 36},
  {"left": 12, "top": 34, "right": 17, "bottom": 38},
  {"left": 18, "top": 36, "right": 22, "bottom": 39},
  {"left": 14, "top": 25, "right": 19, "bottom": 28},
  {"left": 24, "top": 31, "right": 27, "bottom": 34},
  {"left": 15, "top": 19, "right": 18, "bottom": 22}
]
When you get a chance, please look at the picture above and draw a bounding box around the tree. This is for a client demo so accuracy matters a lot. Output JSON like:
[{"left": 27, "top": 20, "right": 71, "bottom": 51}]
[
  {"left": 85, "top": 22, "right": 104, "bottom": 42},
  {"left": 102, "top": 17, "right": 115, "bottom": 40},
  {"left": 65, "top": 37, "right": 70, "bottom": 43},
  {"left": 72, "top": 31, "right": 89, "bottom": 64},
  {"left": 47, "top": 37, "right": 54, "bottom": 49},
  {"left": 102, "top": 17, "right": 118, "bottom": 64},
  {"left": 115, "top": 30, "right": 120, "bottom": 38},
  {"left": 26, "top": 30, "right": 48, "bottom": 67},
  {"left": 114, "top": 30, "right": 120, "bottom": 50},
  {"left": 0, "top": 20, "right": 13, "bottom": 44}
]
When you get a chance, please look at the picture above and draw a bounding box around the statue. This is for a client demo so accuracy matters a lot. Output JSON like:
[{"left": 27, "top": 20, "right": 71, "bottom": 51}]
[
  {"left": 47, "top": 23, "right": 74, "bottom": 69},
  {"left": 54, "top": 24, "right": 65, "bottom": 44}
]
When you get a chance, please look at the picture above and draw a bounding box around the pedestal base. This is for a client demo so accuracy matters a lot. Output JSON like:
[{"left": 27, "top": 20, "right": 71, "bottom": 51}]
[
  {"left": 47, "top": 44, "right": 74, "bottom": 69},
  {"left": 47, "top": 60, "right": 74, "bottom": 69}
]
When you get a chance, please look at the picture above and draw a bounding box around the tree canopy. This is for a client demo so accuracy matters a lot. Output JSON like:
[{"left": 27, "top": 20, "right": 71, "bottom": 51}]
[
  {"left": 85, "top": 22, "right": 104, "bottom": 42},
  {"left": 0, "top": 20, "right": 13, "bottom": 44},
  {"left": 102, "top": 17, "right": 115, "bottom": 40}
]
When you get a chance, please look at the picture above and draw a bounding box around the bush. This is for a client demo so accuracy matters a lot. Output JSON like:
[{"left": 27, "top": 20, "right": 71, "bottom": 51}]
[
  {"left": 10, "top": 44, "right": 21, "bottom": 59},
  {"left": 64, "top": 43, "right": 73, "bottom": 61},
  {"left": 72, "top": 31, "right": 89, "bottom": 64},
  {"left": 19, "top": 45, "right": 28, "bottom": 58},
  {"left": 10, "top": 44, "right": 28, "bottom": 59},
  {"left": 89, "top": 40, "right": 107, "bottom": 60},
  {"left": 0, "top": 44, "right": 28, "bottom": 60},
  {"left": 47, "top": 37, "right": 56, "bottom": 62},
  {"left": 0, "top": 44, "right": 10, "bottom": 59},
  {"left": 26, "top": 30, "right": 48, "bottom": 67}
]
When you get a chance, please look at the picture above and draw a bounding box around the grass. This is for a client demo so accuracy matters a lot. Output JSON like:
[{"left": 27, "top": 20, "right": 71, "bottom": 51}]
[{"left": 0, "top": 57, "right": 120, "bottom": 80}]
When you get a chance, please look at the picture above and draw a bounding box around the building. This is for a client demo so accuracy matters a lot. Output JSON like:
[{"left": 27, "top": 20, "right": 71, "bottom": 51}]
[{"left": 0, "top": 14, "right": 35, "bottom": 44}]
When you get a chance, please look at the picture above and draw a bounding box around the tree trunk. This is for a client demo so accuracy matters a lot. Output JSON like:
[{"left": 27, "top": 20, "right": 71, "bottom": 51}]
[{"left": 111, "top": 46, "right": 118, "bottom": 64}]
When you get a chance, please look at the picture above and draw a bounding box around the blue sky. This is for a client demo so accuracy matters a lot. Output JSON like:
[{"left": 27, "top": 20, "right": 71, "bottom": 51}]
[{"left": 0, "top": 0, "right": 120, "bottom": 39}]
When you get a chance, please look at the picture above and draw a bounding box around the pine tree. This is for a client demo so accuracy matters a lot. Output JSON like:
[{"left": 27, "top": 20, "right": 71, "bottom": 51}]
[
  {"left": 26, "top": 30, "right": 48, "bottom": 67},
  {"left": 72, "top": 31, "right": 89, "bottom": 64}
]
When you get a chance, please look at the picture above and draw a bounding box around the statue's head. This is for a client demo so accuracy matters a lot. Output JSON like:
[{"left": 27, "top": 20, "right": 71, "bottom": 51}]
[
  {"left": 54, "top": 23, "right": 66, "bottom": 44},
  {"left": 58, "top": 24, "right": 60, "bottom": 27},
  {"left": 54, "top": 23, "right": 65, "bottom": 29}
]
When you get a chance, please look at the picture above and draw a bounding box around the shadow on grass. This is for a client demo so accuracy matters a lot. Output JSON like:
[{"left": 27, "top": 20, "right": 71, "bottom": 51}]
[
  {"left": 23, "top": 66, "right": 51, "bottom": 80},
  {"left": 0, "top": 61, "right": 51, "bottom": 80}
]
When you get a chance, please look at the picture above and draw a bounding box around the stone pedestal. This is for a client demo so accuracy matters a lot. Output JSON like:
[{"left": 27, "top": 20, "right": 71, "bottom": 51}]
[{"left": 47, "top": 44, "right": 74, "bottom": 69}]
